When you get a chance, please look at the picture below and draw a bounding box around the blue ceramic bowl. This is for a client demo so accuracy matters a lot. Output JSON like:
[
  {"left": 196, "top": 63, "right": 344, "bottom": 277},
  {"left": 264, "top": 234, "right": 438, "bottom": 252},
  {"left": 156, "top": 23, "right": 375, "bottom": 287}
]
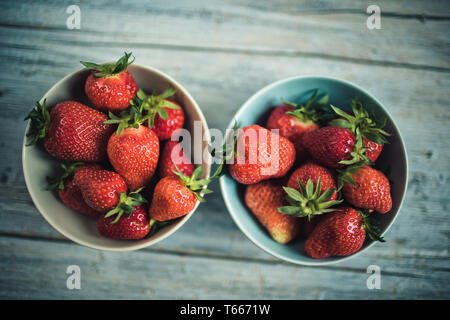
[{"left": 219, "top": 76, "right": 408, "bottom": 265}]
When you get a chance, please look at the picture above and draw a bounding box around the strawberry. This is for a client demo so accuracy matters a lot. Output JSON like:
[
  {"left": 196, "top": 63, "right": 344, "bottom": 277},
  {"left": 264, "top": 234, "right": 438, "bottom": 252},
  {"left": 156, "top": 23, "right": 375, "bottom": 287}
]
[
  {"left": 98, "top": 205, "right": 151, "bottom": 240},
  {"left": 104, "top": 102, "right": 160, "bottom": 191},
  {"left": 266, "top": 91, "right": 330, "bottom": 162},
  {"left": 278, "top": 171, "right": 342, "bottom": 221},
  {"left": 73, "top": 166, "right": 127, "bottom": 213},
  {"left": 131, "top": 88, "right": 184, "bottom": 141},
  {"left": 228, "top": 125, "right": 296, "bottom": 185},
  {"left": 47, "top": 162, "right": 102, "bottom": 218},
  {"left": 329, "top": 100, "right": 390, "bottom": 163},
  {"left": 340, "top": 165, "right": 392, "bottom": 214},
  {"left": 304, "top": 207, "right": 385, "bottom": 259},
  {"left": 301, "top": 126, "right": 357, "bottom": 169},
  {"left": 245, "top": 179, "right": 302, "bottom": 244},
  {"left": 81, "top": 52, "right": 137, "bottom": 112},
  {"left": 25, "top": 100, "right": 114, "bottom": 162},
  {"left": 149, "top": 166, "right": 213, "bottom": 221},
  {"left": 157, "top": 140, "right": 194, "bottom": 178},
  {"left": 286, "top": 161, "right": 338, "bottom": 202}
]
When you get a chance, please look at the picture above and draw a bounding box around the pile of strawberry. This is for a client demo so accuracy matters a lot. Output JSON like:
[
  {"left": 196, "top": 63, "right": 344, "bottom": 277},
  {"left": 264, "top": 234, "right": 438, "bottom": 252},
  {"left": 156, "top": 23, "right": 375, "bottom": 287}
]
[
  {"left": 25, "top": 53, "right": 214, "bottom": 240},
  {"left": 229, "top": 91, "right": 392, "bottom": 259}
]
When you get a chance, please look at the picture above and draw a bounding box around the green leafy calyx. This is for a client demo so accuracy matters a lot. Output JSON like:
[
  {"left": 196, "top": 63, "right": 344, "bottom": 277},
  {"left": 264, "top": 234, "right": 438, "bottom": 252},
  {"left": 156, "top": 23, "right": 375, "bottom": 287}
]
[
  {"left": 130, "top": 87, "right": 179, "bottom": 129},
  {"left": 24, "top": 100, "right": 51, "bottom": 146},
  {"left": 277, "top": 178, "right": 343, "bottom": 219},
  {"left": 46, "top": 162, "right": 85, "bottom": 191},
  {"left": 359, "top": 209, "right": 386, "bottom": 242},
  {"left": 283, "top": 90, "right": 334, "bottom": 124},
  {"left": 329, "top": 99, "right": 390, "bottom": 146},
  {"left": 104, "top": 187, "right": 148, "bottom": 224},
  {"left": 80, "top": 52, "right": 135, "bottom": 78}
]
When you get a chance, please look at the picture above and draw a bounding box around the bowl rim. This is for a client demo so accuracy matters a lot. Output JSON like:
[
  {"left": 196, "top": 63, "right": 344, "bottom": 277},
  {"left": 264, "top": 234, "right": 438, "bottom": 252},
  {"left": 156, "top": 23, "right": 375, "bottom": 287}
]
[
  {"left": 22, "top": 63, "right": 211, "bottom": 252},
  {"left": 219, "top": 74, "right": 409, "bottom": 266}
]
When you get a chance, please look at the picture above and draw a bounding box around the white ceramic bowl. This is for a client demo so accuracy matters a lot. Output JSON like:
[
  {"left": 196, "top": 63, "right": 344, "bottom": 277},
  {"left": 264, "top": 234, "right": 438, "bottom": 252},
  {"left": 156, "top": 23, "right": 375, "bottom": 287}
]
[{"left": 22, "top": 64, "right": 211, "bottom": 251}]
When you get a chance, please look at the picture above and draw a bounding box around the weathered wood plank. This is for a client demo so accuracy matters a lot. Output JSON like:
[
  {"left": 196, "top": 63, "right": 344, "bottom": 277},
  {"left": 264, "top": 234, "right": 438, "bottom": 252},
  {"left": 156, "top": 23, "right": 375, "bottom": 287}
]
[
  {"left": 0, "top": 236, "right": 448, "bottom": 299},
  {"left": 0, "top": 0, "right": 449, "bottom": 69},
  {"left": 0, "top": 46, "right": 448, "bottom": 265}
]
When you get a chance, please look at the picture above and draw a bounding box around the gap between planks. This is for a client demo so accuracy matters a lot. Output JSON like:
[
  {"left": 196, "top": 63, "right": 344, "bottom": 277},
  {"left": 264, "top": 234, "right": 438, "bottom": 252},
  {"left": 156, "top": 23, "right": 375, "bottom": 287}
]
[
  {"left": 0, "top": 25, "right": 449, "bottom": 74},
  {"left": 0, "top": 231, "right": 448, "bottom": 279}
]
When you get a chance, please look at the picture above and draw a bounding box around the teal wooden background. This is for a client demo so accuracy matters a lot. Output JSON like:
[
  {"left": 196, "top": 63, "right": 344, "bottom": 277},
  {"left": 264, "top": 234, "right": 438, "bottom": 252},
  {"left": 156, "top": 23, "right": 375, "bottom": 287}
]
[{"left": 0, "top": 0, "right": 449, "bottom": 299}]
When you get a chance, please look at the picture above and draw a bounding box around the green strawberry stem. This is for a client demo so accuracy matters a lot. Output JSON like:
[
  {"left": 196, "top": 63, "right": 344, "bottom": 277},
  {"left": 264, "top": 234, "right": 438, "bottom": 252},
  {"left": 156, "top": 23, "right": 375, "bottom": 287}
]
[
  {"left": 80, "top": 52, "right": 135, "bottom": 78},
  {"left": 359, "top": 209, "right": 386, "bottom": 242},
  {"left": 104, "top": 187, "right": 147, "bottom": 224},
  {"left": 172, "top": 165, "right": 214, "bottom": 203},
  {"left": 130, "top": 88, "right": 179, "bottom": 129},
  {"left": 283, "top": 89, "right": 335, "bottom": 124},
  {"left": 24, "top": 100, "right": 51, "bottom": 146},
  {"left": 147, "top": 219, "right": 172, "bottom": 237},
  {"left": 46, "top": 162, "right": 85, "bottom": 190},
  {"left": 329, "top": 100, "right": 390, "bottom": 145},
  {"left": 277, "top": 178, "right": 343, "bottom": 219}
]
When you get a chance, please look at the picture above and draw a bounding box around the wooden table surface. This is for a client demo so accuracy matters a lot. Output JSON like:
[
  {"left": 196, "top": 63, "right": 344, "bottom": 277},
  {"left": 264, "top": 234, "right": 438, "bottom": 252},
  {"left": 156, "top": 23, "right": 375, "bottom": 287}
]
[{"left": 0, "top": 0, "right": 449, "bottom": 299}]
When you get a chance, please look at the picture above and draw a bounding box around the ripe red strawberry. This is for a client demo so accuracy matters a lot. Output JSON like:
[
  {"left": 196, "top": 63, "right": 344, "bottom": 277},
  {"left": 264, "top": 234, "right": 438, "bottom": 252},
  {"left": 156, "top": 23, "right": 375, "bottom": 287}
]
[
  {"left": 73, "top": 166, "right": 127, "bottom": 213},
  {"left": 278, "top": 166, "right": 342, "bottom": 221},
  {"left": 81, "top": 52, "right": 137, "bottom": 112},
  {"left": 105, "top": 102, "right": 160, "bottom": 191},
  {"left": 25, "top": 100, "right": 114, "bottom": 162},
  {"left": 340, "top": 166, "right": 392, "bottom": 214},
  {"left": 149, "top": 166, "right": 213, "bottom": 221},
  {"left": 304, "top": 207, "right": 385, "bottom": 259},
  {"left": 266, "top": 91, "right": 329, "bottom": 161},
  {"left": 301, "top": 126, "right": 357, "bottom": 168},
  {"left": 329, "top": 101, "right": 390, "bottom": 163},
  {"left": 153, "top": 102, "right": 184, "bottom": 141},
  {"left": 245, "top": 179, "right": 302, "bottom": 244},
  {"left": 98, "top": 205, "right": 151, "bottom": 240},
  {"left": 107, "top": 125, "right": 159, "bottom": 191},
  {"left": 228, "top": 125, "right": 296, "bottom": 185},
  {"left": 47, "top": 162, "right": 102, "bottom": 218},
  {"left": 363, "top": 137, "right": 383, "bottom": 163},
  {"left": 131, "top": 88, "right": 184, "bottom": 141},
  {"left": 59, "top": 177, "right": 102, "bottom": 218},
  {"left": 158, "top": 140, "right": 194, "bottom": 178},
  {"left": 287, "top": 161, "right": 338, "bottom": 201}
]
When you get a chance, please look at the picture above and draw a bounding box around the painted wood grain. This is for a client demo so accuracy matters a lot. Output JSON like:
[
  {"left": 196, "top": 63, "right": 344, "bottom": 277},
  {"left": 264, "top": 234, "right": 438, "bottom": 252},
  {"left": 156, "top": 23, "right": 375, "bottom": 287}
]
[
  {"left": 0, "top": 0, "right": 449, "bottom": 299},
  {"left": 0, "top": 236, "right": 448, "bottom": 299},
  {"left": 0, "top": 0, "right": 449, "bottom": 69},
  {"left": 0, "top": 45, "right": 448, "bottom": 262}
]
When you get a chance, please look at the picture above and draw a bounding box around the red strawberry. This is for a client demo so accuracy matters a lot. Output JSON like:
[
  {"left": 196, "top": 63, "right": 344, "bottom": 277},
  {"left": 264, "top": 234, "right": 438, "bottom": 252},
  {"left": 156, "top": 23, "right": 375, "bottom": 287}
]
[
  {"left": 73, "top": 167, "right": 127, "bottom": 213},
  {"left": 105, "top": 102, "right": 160, "bottom": 191},
  {"left": 157, "top": 140, "right": 194, "bottom": 178},
  {"left": 59, "top": 177, "right": 101, "bottom": 218},
  {"left": 228, "top": 125, "right": 296, "bottom": 185},
  {"left": 149, "top": 166, "right": 213, "bottom": 221},
  {"left": 340, "top": 166, "right": 392, "bottom": 214},
  {"left": 329, "top": 101, "right": 390, "bottom": 163},
  {"left": 107, "top": 125, "right": 159, "bottom": 191},
  {"left": 363, "top": 137, "right": 383, "bottom": 163},
  {"left": 266, "top": 91, "right": 327, "bottom": 161},
  {"left": 304, "top": 207, "right": 384, "bottom": 259},
  {"left": 245, "top": 179, "right": 302, "bottom": 244},
  {"left": 277, "top": 165, "right": 342, "bottom": 221},
  {"left": 153, "top": 102, "right": 185, "bottom": 141},
  {"left": 97, "top": 205, "right": 150, "bottom": 240},
  {"left": 287, "top": 161, "right": 338, "bottom": 201},
  {"left": 47, "top": 162, "right": 102, "bottom": 218},
  {"left": 25, "top": 100, "right": 114, "bottom": 162},
  {"left": 81, "top": 52, "right": 137, "bottom": 112},
  {"left": 301, "top": 126, "right": 356, "bottom": 168},
  {"left": 131, "top": 88, "right": 184, "bottom": 141},
  {"left": 303, "top": 217, "right": 321, "bottom": 238}
]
